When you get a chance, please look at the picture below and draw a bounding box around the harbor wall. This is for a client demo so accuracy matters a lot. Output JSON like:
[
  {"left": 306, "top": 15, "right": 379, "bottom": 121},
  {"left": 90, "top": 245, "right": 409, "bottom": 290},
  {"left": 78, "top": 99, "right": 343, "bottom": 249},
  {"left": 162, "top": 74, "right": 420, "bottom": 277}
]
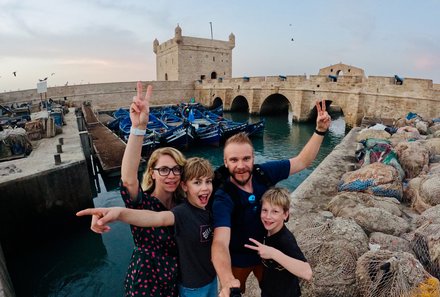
[
  {"left": 0, "top": 160, "right": 93, "bottom": 245},
  {"left": 0, "top": 81, "right": 195, "bottom": 111},
  {"left": 0, "top": 108, "right": 94, "bottom": 294}
]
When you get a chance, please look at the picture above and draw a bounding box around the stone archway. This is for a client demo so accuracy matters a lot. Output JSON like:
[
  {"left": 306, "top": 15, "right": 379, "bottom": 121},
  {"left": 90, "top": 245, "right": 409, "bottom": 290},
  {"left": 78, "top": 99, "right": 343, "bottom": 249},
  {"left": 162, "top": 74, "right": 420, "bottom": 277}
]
[
  {"left": 211, "top": 72, "right": 217, "bottom": 79},
  {"left": 306, "top": 100, "right": 346, "bottom": 121},
  {"left": 212, "top": 97, "right": 223, "bottom": 109},
  {"left": 307, "top": 100, "right": 332, "bottom": 122},
  {"left": 328, "top": 102, "right": 344, "bottom": 118},
  {"left": 260, "top": 94, "right": 291, "bottom": 115},
  {"left": 230, "top": 95, "right": 249, "bottom": 112}
]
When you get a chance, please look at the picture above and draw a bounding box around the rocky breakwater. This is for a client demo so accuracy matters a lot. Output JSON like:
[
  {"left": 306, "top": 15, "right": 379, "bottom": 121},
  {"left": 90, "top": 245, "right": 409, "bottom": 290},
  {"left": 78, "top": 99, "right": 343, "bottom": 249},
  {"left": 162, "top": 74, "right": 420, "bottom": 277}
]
[{"left": 288, "top": 114, "right": 440, "bottom": 297}]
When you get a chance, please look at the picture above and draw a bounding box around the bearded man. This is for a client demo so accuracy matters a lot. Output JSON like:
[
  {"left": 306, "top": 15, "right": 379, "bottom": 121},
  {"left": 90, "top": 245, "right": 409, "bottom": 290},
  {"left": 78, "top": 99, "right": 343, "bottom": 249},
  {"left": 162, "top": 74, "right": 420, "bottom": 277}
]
[{"left": 212, "top": 100, "right": 331, "bottom": 296}]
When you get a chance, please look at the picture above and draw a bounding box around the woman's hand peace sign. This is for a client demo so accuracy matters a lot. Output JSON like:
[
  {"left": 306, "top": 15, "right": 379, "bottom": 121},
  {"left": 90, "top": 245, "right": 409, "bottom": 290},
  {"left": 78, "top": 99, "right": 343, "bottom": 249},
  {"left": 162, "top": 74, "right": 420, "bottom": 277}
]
[{"left": 130, "top": 81, "right": 151, "bottom": 129}]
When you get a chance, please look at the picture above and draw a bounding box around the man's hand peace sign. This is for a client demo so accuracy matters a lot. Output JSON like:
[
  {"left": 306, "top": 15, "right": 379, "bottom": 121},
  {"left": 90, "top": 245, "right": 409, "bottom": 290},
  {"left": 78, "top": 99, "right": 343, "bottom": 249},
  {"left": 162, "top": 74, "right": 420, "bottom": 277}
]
[{"left": 315, "top": 99, "right": 331, "bottom": 132}]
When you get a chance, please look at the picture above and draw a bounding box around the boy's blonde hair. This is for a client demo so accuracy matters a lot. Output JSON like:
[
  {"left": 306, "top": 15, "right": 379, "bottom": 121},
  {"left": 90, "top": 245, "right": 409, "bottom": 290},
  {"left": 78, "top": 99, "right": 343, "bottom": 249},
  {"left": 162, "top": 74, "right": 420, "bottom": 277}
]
[
  {"left": 182, "top": 157, "right": 214, "bottom": 182},
  {"left": 261, "top": 187, "right": 291, "bottom": 220},
  {"left": 141, "top": 147, "right": 186, "bottom": 192}
]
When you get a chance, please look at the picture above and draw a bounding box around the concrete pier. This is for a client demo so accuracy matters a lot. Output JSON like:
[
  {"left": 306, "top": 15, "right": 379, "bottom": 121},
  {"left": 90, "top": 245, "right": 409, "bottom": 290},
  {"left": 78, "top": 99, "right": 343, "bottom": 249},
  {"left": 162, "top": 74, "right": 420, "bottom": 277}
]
[
  {"left": 0, "top": 108, "right": 94, "bottom": 295},
  {"left": 81, "top": 104, "right": 127, "bottom": 176}
]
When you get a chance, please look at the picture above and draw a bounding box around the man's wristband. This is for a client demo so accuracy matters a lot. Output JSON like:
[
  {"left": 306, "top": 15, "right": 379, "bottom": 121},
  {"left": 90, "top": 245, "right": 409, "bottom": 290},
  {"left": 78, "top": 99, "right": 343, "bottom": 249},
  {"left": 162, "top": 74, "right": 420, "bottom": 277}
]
[
  {"left": 130, "top": 127, "right": 146, "bottom": 136},
  {"left": 314, "top": 129, "right": 327, "bottom": 136}
]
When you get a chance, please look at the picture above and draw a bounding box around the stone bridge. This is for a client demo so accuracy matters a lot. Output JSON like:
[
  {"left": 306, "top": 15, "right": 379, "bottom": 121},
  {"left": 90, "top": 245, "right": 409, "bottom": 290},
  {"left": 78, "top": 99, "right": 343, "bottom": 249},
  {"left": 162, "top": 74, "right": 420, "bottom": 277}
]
[
  {"left": 1, "top": 65, "right": 439, "bottom": 128},
  {"left": 195, "top": 72, "right": 440, "bottom": 127}
]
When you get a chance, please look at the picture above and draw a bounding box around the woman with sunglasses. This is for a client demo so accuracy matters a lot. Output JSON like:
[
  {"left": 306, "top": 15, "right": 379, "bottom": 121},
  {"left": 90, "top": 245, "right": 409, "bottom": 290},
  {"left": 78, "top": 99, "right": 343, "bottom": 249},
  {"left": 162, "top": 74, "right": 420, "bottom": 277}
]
[{"left": 91, "top": 82, "right": 186, "bottom": 297}]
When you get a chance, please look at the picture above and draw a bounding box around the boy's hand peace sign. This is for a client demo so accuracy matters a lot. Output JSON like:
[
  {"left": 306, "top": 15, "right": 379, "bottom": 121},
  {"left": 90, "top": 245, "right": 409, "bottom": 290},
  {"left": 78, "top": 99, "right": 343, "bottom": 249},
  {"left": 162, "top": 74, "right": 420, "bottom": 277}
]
[
  {"left": 244, "top": 238, "right": 276, "bottom": 260},
  {"left": 315, "top": 99, "right": 331, "bottom": 132},
  {"left": 130, "top": 81, "right": 151, "bottom": 129}
]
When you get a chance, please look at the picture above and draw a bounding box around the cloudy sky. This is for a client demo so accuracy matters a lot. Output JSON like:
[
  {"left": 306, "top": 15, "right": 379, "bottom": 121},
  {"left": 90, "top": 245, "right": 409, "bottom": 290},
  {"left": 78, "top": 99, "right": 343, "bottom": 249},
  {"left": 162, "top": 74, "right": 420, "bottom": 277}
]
[{"left": 1, "top": 0, "right": 439, "bottom": 91}]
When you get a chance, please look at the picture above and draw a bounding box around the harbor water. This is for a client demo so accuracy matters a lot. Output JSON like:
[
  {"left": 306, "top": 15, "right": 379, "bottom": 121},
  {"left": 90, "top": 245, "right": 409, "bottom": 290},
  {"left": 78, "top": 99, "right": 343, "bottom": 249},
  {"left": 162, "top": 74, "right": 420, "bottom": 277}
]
[{"left": 6, "top": 112, "right": 346, "bottom": 296}]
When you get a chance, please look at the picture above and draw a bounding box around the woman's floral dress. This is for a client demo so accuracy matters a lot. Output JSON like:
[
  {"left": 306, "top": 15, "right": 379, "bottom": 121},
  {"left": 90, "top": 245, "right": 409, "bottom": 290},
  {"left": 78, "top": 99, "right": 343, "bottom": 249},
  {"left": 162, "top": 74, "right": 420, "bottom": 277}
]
[{"left": 121, "top": 184, "right": 179, "bottom": 297}]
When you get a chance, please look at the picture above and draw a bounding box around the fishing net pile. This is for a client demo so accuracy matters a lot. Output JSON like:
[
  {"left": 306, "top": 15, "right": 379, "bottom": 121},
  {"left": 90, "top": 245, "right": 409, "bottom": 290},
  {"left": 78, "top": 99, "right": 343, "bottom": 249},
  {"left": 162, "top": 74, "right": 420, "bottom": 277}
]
[
  {"left": 0, "top": 127, "right": 32, "bottom": 159},
  {"left": 404, "top": 173, "right": 440, "bottom": 213},
  {"left": 295, "top": 217, "right": 368, "bottom": 296},
  {"left": 394, "top": 142, "right": 430, "bottom": 179},
  {"left": 328, "top": 192, "right": 408, "bottom": 236},
  {"left": 24, "top": 120, "right": 44, "bottom": 141},
  {"left": 356, "top": 129, "right": 391, "bottom": 142},
  {"left": 356, "top": 250, "right": 439, "bottom": 297},
  {"left": 294, "top": 112, "right": 440, "bottom": 296},
  {"left": 338, "top": 162, "right": 403, "bottom": 200},
  {"left": 408, "top": 218, "right": 440, "bottom": 280},
  {"left": 356, "top": 138, "right": 405, "bottom": 179}
]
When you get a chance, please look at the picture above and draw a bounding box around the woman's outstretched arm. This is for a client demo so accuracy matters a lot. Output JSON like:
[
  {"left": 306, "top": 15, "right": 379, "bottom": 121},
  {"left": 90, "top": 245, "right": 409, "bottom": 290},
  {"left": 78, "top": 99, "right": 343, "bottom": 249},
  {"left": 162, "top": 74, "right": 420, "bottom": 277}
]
[{"left": 121, "top": 81, "right": 151, "bottom": 200}]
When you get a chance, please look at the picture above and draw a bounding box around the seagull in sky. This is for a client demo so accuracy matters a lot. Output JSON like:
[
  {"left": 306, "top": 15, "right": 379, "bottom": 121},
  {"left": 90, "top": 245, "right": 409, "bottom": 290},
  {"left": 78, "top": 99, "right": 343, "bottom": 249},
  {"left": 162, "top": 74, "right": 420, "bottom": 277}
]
[
  {"left": 13, "top": 71, "right": 16, "bottom": 77},
  {"left": 51, "top": 72, "right": 55, "bottom": 76},
  {"left": 39, "top": 77, "right": 48, "bottom": 82},
  {"left": 289, "top": 24, "right": 294, "bottom": 42}
]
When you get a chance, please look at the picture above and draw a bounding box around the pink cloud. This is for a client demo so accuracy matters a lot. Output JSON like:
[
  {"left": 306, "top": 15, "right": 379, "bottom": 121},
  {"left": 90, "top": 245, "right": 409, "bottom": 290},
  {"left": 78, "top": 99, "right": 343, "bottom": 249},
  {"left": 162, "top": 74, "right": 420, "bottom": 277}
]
[{"left": 412, "top": 52, "right": 440, "bottom": 71}]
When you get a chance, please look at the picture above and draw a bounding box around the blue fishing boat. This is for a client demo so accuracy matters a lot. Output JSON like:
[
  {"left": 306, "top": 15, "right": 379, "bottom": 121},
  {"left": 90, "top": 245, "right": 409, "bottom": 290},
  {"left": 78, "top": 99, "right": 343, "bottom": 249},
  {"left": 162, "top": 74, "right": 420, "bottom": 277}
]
[
  {"left": 113, "top": 108, "right": 129, "bottom": 119},
  {"left": 159, "top": 112, "right": 196, "bottom": 149},
  {"left": 118, "top": 114, "right": 165, "bottom": 153},
  {"left": 121, "top": 130, "right": 160, "bottom": 156},
  {"left": 111, "top": 100, "right": 264, "bottom": 150},
  {"left": 194, "top": 123, "right": 221, "bottom": 147},
  {"left": 160, "top": 112, "right": 183, "bottom": 127},
  {"left": 188, "top": 109, "right": 221, "bottom": 146},
  {"left": 246, "top": 119, "right": 265, "bottom": 137},
  {"left": 107, "top": 117, "right": 120, "bottom": 131},
  {"left": 160, "top": 122, "right": 195, "bottom": 150},
  {"left": 210, "top": 105, "right": 223, "bottom": 116},
  {"left": 118, "top": 116, "right": 133, "bottom": 135},
  {"left": 204, "top": 111, "right": 248, "bottom": 140},
  {"left": 0, "top": 105, "right": 31, "bottom": 128}
]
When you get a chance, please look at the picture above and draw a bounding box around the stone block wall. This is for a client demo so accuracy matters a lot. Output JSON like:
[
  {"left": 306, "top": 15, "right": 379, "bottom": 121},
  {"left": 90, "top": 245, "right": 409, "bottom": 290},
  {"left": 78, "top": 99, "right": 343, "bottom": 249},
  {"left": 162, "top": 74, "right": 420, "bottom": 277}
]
[{"left": 0, "top": 81, "right": 196, "bottom": 112}]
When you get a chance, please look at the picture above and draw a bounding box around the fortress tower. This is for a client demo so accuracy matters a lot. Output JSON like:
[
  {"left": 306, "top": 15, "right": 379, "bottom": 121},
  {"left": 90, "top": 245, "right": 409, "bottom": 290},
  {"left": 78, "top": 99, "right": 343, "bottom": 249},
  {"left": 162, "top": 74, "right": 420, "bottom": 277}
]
[
  {"left": 153, "top": 25, "right": 235, "bottom": 82},
  {"left": 318, "top": 62, "right": 365, "bottom": 77}
]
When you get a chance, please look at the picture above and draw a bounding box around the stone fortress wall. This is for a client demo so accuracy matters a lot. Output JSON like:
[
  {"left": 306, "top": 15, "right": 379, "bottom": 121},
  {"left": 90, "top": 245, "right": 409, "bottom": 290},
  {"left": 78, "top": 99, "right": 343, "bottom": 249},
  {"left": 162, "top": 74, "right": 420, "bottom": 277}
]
[
  {"left": 1, "top": 26, "right": 439, "bottom": 127},
  {"left": 0, "top": 80, "right": 195, "bottom": 111},
  {"left": 195, "top": 62, "right": 440, "bottom": 127}
]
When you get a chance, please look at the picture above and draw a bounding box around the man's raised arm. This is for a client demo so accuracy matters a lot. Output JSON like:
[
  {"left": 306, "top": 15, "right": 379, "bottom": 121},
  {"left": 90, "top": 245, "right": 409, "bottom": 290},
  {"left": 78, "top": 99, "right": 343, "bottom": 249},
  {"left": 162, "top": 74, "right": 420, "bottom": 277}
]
[{"left": 212, "top": 227, "right": 240, "bottom": 297}]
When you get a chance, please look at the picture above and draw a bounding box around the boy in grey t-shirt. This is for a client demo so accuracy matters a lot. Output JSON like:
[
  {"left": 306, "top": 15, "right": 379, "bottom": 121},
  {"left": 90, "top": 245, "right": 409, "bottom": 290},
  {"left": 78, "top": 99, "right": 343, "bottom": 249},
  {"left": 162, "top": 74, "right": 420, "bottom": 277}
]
[{"left": 77, "top": 157, "right": 217, "bottom": 297}]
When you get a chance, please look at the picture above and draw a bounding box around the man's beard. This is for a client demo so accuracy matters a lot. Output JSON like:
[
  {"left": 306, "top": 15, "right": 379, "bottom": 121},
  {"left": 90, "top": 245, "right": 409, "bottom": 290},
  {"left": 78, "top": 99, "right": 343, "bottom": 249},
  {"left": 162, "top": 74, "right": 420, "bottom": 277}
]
[{"left": 231, "top": 171, "right": 252, "bottom": 186}]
